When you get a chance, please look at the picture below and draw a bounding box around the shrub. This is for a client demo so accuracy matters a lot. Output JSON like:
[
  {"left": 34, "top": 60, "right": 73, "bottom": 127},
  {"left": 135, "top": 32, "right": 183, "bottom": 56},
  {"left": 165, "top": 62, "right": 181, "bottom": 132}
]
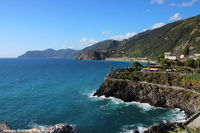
[
  {"left": 131, "top": 61, "right": 142, "bottom": 68},
  {"left": 184, "top": 59, "right": 197, "bottom": 68},
  {"left": 160, "top": 59, "right": 170, "bottom": 66}
]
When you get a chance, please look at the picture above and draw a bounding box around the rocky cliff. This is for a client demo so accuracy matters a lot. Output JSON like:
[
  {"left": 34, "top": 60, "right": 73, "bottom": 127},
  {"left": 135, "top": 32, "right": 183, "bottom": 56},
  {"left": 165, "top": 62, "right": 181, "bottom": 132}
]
[
  {"left": 0, "top": 122, "right": 74, "bottom": 133},
  {"left": 94, "top": 71, "right": 200, "bottom": 117},
  {"left": 76, "top": 51, "right": 107, "bottom": 60}
]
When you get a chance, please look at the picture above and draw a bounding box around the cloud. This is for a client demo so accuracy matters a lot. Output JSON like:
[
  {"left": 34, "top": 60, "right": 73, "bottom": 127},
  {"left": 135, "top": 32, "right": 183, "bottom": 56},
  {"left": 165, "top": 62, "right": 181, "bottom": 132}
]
[
  {"left": 170, "top": 0, "right": 198, "bottom": 7},
  {"left": 143, "top": 29, "right": 148, "bottom": 32},
  {"left": 169, "top": 13, "right": 183, "bottom": 21},
  {"left": 61, "top": 45, "right": 74, "bottom": 49},
  {"left": 151, "top": 0, "right": 164, "bottom": 4},
  {"left": 150, "top": 22, "right": 165, "bottom": 29},
  {"left": 102, "top": 31, "right": 112, "bottom": 34},
  {"left": 109, "top": 32, "right": 136, "bottom": 41},
  {"left": 146, "top": 9, "right": 151, "bottom": 12},
  {"left": 80, "top": 38, "right": 98, "bottom": 47}
]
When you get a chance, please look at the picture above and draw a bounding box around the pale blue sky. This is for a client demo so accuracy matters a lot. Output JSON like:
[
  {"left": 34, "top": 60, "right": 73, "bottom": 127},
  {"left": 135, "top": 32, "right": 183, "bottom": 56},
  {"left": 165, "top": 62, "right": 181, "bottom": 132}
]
[{"left": 0, "top": 0, "right": 200, "bottom": 57}]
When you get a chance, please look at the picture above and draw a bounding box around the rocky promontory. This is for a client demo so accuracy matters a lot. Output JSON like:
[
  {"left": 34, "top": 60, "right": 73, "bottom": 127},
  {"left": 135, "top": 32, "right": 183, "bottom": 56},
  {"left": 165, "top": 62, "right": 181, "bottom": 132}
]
[
  {"left": 94, "top": 69, "right": 200, "bottom": 117},
  {"left": 94, "top": 69, "right": 200, "bottom": 132}
]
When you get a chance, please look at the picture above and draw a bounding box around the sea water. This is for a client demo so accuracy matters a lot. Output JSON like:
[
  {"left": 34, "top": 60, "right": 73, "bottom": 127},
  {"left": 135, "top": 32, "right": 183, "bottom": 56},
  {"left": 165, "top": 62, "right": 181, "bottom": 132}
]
[{"left": 0, "top": 58, "right": 185, "bottom": 133}]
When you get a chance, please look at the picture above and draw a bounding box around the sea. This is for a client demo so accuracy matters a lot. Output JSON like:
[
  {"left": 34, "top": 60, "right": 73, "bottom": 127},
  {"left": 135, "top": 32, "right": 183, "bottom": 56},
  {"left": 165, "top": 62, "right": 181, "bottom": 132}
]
[{"left": 0, "top": 58, "right": 186, "bottom": 133}]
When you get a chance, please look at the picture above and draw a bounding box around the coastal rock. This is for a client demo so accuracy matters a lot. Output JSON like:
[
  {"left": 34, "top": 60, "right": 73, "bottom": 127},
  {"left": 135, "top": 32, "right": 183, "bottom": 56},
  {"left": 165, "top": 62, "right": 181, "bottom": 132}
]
[
  {"left": 44, "top": 123, "right": 73, "bottom": 133},
  {"left": 0, "top": 122, "right": 74, "bottom": 133},
  {"left": 0, "top": 122, "right": 9, "bottom": 131},
  {"left": 94, "top": 75, "right": 200, "bottom": 117},
  {"left": 144, "top": 123, "right": 183, "bottom": 133}
]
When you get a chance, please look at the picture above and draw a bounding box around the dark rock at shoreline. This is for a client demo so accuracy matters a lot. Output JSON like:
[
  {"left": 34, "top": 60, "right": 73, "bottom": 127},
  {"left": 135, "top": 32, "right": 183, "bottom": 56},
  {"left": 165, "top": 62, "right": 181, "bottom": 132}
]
[
  {"left": 144, "top": 123, "right": 183, "bottom": 133},
  {"left": 0, "top": 122, "right": 9, "bottom": 131},
  {"left": 0, "top": 122, "right": 74, "bottom": 133},
  {"left": 44, "top": 123, "right": 74, "bottom": 133}
]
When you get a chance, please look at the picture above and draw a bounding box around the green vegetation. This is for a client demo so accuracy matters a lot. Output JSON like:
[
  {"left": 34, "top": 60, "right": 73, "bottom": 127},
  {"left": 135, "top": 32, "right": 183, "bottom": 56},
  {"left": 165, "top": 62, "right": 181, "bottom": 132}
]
[
  {"left": 183, "top": 46, "right": 190, "bottom": 56},
  {"left": 131, "top": 61, "right": 142, "bottom": 68},
  {"left": 184, "top": 59, "right": 198, "bottom": 68},
  {"left": 110, "top": 69, "right": 200, "bottom": 92},
  {"left": 169, "top": 125, "right": 200, "bottom": 133},
  {"left": 77, "top": 15, "right": 200, "bottom": 60},
  {"left": 160, "top": 59, "right": 170, "bottom": 66}
]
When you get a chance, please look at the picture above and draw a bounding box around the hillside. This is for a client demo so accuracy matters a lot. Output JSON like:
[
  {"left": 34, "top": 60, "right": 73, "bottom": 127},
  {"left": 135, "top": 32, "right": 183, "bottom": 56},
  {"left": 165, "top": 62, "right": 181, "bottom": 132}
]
[
  {"left": 77, "top": 14, "right": 200, "bottom": 60},
  {"left": 18, "top": 48, "right": 80, "bottom": 58},
  {"left": 76, "top": 40, "right": 123, "bottom": 60}
]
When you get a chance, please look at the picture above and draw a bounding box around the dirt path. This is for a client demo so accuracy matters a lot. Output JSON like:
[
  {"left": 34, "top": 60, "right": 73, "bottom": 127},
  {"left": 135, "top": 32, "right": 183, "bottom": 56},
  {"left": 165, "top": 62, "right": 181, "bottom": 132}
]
[{"left": 105, "top": 77, "right": 200, "bottom": 95}]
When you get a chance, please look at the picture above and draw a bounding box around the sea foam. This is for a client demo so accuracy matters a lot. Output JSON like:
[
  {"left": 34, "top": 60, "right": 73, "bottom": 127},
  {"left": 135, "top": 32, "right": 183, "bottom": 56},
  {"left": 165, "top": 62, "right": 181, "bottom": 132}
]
[{"left": 88, "top": 91, "right": 155, "bottom": 111}]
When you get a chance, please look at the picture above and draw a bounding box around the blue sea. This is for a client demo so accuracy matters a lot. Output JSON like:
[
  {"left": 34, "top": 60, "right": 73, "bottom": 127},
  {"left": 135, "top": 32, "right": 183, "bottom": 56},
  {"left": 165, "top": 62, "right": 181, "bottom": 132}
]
[{"left": 0, "top": 58, "right": 185, "bottom": 133}]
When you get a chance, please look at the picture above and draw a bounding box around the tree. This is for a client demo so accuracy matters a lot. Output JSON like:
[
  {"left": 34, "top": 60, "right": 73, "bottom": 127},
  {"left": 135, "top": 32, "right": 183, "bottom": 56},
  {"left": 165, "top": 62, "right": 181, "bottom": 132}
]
[
  {"left": 197, "top": 58, "right": 200, "bottom": 69},
  {"left": 160, "top": 59, "right": 169, "bottom": 66},
  {"left": 110, "top": 66, "right": 113, "bottom": 71},
  {"left": 157, "top": 54, "right": 164, "bottom": 62},
  {"left": 131, "top": 61, "right": 142, "bottom": 68},
  {"left": 184, "top": 59, "right": 196, "bottom": 68},
  {"left": 183, "top": 46, "right": 190, "bottom": 56}
]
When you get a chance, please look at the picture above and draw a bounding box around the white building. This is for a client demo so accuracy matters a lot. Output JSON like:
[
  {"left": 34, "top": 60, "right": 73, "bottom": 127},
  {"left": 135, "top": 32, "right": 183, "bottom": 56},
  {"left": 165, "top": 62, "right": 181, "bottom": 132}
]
[
  {"left": 168, "top": 56, "right": 177, "bottom": 61},
  {"left": 164, "top": 52, "right": 177, "bottom": 61},
  {"left": 164, "top": 52, "right": 171, "bottom": 59},
  {"left": 180, "top": 54, "right": 185, "bottom": 59}
]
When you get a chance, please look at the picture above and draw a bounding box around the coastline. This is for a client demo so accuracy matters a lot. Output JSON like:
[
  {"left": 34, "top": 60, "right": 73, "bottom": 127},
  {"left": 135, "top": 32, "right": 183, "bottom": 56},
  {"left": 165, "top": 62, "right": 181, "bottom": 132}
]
[
  {"left": 93, "top": 69, "right": 200, "bottom": 132},
  {"left": 105, "top": 57, "right": 156, "bottom": 64}
]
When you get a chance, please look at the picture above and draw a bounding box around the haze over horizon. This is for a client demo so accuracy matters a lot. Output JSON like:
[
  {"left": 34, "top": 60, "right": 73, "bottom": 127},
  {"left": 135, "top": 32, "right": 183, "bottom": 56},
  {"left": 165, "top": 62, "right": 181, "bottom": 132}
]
[{"left": 0, "top": 0, "right": 200, "bottom": 57}]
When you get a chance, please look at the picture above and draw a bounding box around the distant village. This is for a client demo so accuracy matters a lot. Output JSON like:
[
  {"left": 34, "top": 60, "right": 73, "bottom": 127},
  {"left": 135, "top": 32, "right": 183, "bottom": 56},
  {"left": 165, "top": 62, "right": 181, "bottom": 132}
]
[
  {"left": 141, "top": 51, "right": 200, "bottom": 73},
  {"left": 164, "top": 52, "right": 200, "bottom": 61}
]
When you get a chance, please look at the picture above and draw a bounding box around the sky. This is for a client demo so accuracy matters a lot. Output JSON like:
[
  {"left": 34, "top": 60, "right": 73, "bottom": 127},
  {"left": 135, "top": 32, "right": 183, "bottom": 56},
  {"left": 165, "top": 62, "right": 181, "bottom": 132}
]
[{"left": 0, "top": 0, "right": 200, "bottom": 57}]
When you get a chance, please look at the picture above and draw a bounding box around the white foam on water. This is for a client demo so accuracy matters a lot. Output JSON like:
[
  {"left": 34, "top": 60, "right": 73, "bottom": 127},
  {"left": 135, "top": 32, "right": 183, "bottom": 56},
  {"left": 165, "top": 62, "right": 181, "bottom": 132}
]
[
  {"left": 28, "top": 122, "right": 76, "bottom": 131},
  {"left": 169, "top": 108, "right": 186, "bottom": 123},
  {"left": 27, "top": 123, "right": 49, "bottom": 131},
  {"left": 137, "top": 126, "right": 148, "bottom": 133},
  {"left": 88, "top": 92, "right": 155, "bottom": 111},
  {"left": 120, "top": 124, "right": 148, "bottom": 133}
]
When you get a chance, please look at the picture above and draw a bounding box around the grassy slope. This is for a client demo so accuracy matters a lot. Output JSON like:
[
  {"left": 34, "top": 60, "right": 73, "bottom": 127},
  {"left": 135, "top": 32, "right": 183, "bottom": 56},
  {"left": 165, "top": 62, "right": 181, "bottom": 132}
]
[
  {"left": 113, "top": 15, "right": 200, "bottom": 58},
  {"left": 77, "top": 15, "right": 200, "bottom": 59}
]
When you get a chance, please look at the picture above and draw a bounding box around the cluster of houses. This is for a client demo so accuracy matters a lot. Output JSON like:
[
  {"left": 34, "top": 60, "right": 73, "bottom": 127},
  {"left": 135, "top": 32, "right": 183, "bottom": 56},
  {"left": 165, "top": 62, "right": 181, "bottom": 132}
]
[
  {"left": 164, "top": 52, "right": 200, "bottom": 61},
  {"left": 141, "top": 52, "right": 200, "bottom": 73}
]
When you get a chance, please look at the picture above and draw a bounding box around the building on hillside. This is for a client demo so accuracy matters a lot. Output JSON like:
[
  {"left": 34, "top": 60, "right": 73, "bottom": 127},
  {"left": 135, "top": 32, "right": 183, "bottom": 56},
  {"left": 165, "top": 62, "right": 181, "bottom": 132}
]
[
  {"left": 141, "top": 65, "right": 162, "bottom": 72},
  {"left": 164, "top": 52, "right": 171, "bottom": 59},
  {"left": 180, "top": 54, "right": 185, "bottom": 59},
  {"left": 168, "top": 56, "right": 177, "bottom": 61},
  {"left": 164, "top": 52, "right": 177, "bottom": 61},
  {"left": 187, "top": 53, "right": 200, "bottom": 60}
]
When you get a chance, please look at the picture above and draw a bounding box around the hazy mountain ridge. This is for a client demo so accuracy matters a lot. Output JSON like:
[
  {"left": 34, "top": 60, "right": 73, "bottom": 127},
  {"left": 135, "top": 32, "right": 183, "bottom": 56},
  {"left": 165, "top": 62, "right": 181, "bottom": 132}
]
[{"left": 18, "top": 48, "right": 80, "bottom": 58}]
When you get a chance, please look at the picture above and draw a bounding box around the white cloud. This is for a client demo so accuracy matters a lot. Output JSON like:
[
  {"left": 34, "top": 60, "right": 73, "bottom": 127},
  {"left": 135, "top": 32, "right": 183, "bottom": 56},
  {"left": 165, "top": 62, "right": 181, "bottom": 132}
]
[
  {"left": 61, "top": 45, "right": 74, "bottom": 49},
  {"left": 80, "top": 38, "right": 98, "bottom": 47},
  {"left": 151, "top": 0, "right": 164, "bottom": 4},
  {"left": 169, "top": 13, "right": 183, "bottom": 21},
  {"left": 150, "top": 22, "right": 165, "bottom": 29},
  {"left": 146, "top": 9, "right": 151, "bottom": 12},
  {"left": 170, "top": 0, "right": 198, "bottom": 7},
  {"left": 109, "top": 32, "right": 136, "bottom": 41},
  {"left": 143, "top": 29, "right": 148, "bottom": 32},
  {"left": 102, "top": 31, "right": 112, "bottom": 34}
]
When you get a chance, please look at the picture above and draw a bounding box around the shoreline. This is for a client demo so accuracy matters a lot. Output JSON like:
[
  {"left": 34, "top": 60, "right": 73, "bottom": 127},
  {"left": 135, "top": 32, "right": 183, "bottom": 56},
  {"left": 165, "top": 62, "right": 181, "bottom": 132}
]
[{"left": 105, "top": 57, "right": 156, "bottom": 64}]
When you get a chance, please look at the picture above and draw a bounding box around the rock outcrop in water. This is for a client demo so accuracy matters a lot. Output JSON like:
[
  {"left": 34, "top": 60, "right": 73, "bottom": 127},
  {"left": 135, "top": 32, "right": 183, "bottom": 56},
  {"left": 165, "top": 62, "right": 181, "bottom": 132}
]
[
  {"left": 0, "top": 123, "right": 74, "bottom": 133},
  {"left": 94, "top": 70, "right": 200, "bottom": 117}
]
